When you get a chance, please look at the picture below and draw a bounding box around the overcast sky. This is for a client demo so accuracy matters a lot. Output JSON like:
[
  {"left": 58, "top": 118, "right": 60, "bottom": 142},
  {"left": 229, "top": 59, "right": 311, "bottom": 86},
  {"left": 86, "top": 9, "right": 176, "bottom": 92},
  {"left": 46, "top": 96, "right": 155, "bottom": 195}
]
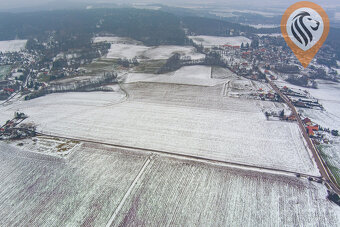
[{"left": 0, "top": 0, "right": 339, "bottom": 11}]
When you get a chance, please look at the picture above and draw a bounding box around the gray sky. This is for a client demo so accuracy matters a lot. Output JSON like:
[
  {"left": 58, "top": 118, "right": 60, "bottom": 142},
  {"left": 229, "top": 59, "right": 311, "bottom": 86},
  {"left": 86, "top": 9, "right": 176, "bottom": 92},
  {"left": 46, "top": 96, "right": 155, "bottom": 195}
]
[{"left": 0, "top": 0, "right": 339, "bottom": 11}]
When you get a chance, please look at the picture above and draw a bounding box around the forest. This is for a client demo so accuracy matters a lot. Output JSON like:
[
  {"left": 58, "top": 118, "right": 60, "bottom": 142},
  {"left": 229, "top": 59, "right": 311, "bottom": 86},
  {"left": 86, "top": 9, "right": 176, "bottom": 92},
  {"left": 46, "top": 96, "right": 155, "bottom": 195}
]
[
  {"left": 0, "top": 8, "right": 187, "bottom": 46},
  {"left": 0, "top": 7, "right": 339, "bottom": 60}
]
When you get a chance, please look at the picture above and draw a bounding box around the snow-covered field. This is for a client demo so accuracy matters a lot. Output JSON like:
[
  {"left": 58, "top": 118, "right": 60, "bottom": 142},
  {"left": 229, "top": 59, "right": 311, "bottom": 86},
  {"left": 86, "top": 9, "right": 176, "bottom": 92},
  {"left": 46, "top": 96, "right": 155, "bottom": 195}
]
[
  {"left": 94, "top": 36, "right": 205, "bottom": 60},
  {"left": 0, "top": 40, "right": 27, "bottom": 53},
  {"left": 124, "top": 66, "right": 226, "bottom": 86},
  {"left": 142, "top": 46, "right": 205, "bottom": 60},
  {"left": 189, "top": 35, "right": 251, "bottom": 47},
  {"left": 114, "top": 156, "right": 340, "bottom": 226},
  {"left": 93, "top": 36, "right": 142, "bottom": 45},
  {"left": 212, "top": 9, "right": 276, "bottom": 17},
  {"left": 106, "top": 44, "right": 204, "bottom": 60},
  {"left": 306, "top": 80, "right": 340, "bottom": 119},
  {"left": 0, "top": 142, "right": 150, "bottom": 226},
  {"left": 0, "top": 83, "right": 318, "bottom": 175},
  {"left": 106, "top": 44, "right": 150, "bottom": 59},
  {"left": 0, "top": 142, "right": 337, "bottom": 226},
  {"left": 243, "top": 24, "right": 280, "bottom": 29},
  {"left": 257, "top": 33, "right": 283, "bottom": 37}
]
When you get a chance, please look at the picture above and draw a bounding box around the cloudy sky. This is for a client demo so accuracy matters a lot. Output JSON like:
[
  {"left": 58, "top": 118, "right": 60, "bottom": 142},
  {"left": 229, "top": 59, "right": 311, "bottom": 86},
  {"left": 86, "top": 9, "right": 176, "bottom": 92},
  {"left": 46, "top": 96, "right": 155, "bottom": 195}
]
[{"left": 0, "top": 0, "right": 339, "bottom": 11}]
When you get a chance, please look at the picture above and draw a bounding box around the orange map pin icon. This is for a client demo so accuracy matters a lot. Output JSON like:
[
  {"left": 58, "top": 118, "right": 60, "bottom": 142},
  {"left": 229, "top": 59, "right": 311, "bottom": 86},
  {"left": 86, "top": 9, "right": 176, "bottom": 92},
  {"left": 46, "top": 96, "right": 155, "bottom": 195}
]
[{"left": 281, "top": 1, "right": 330, "bottom": 68}]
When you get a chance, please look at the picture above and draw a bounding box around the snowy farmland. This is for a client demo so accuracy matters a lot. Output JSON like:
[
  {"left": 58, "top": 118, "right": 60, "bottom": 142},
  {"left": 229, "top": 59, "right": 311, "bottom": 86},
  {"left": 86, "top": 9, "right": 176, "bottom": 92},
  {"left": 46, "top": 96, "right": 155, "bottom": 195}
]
[
  {"left": 0, "top": 82, "right": 319, "bottom": 175},
  {"left": 106, "top": 44, "right": 204, "bottom": 60},
  {"left": 113, "top": 156, "right": 340, "bottom": 226},
  {"left": 0, "top": 142, "right": 338, "bottom": 226},
  {"left": 0, "top": 142, "right": 150, "bottom": 226},
  {"left": 94, "top": 36, "right": 205, "bottom": 60},
  {"left": 0, "top": 40, "right": 27, "bottom": 53},
  {"left": 189, "top": 35, "right": 251, "bottom": 47},
  {"left": 124, "top": 66, "right": 227, "bottom": 86}
]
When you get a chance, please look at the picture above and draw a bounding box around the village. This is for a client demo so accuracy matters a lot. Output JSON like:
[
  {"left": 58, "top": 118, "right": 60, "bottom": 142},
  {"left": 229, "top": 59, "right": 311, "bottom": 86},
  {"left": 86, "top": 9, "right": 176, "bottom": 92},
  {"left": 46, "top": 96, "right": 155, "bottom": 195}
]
[{"left": 1, "top": 33, "right": 339, "bottom": 147}]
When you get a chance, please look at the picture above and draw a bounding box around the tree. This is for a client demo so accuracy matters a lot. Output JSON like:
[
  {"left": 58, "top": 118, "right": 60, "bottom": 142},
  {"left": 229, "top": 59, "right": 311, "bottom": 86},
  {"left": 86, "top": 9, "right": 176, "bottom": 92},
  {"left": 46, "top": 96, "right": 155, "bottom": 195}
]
[
  {"left": 251, "top": 39, "right": 259, "bottom": 49},
  {"left": 280, "top": 110, "right": 285, "bottom": 118}
]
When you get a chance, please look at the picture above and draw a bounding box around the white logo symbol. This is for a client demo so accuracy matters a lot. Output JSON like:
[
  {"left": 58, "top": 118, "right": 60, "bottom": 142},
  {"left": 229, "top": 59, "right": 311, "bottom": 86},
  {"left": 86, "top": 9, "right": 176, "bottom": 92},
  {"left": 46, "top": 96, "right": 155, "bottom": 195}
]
[{"left": 286, "top": 7, "right": 324, "bottom": 51}]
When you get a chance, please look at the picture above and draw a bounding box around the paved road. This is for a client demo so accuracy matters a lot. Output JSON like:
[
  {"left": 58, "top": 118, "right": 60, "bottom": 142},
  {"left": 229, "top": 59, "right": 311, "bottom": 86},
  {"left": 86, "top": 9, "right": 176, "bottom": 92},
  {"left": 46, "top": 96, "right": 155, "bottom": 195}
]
[{"left": 266, "top": 77, "right": 340, "bottom": 195}]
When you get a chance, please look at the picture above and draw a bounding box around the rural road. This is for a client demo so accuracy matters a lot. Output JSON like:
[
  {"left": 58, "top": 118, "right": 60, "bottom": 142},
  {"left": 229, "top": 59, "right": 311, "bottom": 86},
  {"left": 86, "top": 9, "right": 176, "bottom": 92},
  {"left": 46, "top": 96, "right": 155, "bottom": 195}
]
[{"left": 266, "top": 76, "right": 340, "bottom": 195}]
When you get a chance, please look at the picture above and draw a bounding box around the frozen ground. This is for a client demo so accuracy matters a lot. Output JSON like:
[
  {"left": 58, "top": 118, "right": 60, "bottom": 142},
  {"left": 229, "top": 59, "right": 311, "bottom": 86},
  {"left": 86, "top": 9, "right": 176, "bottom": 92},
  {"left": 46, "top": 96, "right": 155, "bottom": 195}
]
[
  {"left": 0, "top": 83, "right": 319, "bottom": 175},
  {"left": 0, "top": 40, "right": 27, "bottom": 53},
  {"left": 124, "top": 66, "right": 226, "bottom": 86},
  {"left": 189, "top": 35, "right": 251, "bottom": 47},
  {"left": 0, "top": 142, "right": 337, "bottom": 226}
]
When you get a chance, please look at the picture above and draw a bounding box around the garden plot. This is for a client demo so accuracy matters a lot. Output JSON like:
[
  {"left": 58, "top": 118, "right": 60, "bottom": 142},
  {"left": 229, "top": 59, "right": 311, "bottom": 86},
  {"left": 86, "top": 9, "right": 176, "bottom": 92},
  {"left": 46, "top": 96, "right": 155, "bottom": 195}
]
[
  {"left": 189, "top": 35, "right": 251, "bottom": 47},
  {"left": 113, "top": 156, "right": 340, "bottom": 227},
  {"left": 257, "top": 100, "right": 292, "bottom": 120},
  {"left": 124, "top": 66, "right": 227, "bottom": 86},
  {"left": 0, "top": 83, "right": 319, "bottom": 175},
  {"left": 8, "top": 136, "right": 80, "bottom": 157},
  {"left": 0, "top": 142, "right": 149, "bottom": 227},
  {"left": 225, "top": 76, "right": 272, "bottom": 98},
  {"left": 0, "top": 40, "right": 27, "bottom": 53}
]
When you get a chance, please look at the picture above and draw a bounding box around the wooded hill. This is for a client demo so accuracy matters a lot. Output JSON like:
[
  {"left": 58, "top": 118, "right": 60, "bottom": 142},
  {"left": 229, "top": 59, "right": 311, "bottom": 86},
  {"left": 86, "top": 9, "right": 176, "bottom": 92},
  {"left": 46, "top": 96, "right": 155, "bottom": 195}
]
[{"left": 0, "top": 8, "right": 187, "bottom": 46}]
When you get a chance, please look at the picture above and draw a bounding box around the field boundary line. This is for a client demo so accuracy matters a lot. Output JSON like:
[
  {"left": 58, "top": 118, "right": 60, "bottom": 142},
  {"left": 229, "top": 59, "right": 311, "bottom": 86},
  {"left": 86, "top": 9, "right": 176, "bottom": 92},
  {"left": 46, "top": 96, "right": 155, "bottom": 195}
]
[{"left": 105, "top": 155, "right": 153, "bottom": 227}]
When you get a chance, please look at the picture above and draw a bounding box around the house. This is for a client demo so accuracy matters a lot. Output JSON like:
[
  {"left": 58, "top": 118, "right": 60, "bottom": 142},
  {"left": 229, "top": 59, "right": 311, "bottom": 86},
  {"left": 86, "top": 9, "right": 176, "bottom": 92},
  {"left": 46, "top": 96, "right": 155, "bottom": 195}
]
[
  {"left": 307, "top": 125, "right": 319, "bottom": 137},
  {"left": 288, "top": 115, "right": 297, "bottom": 121},
  {"left": 3, "top": 88, "right": 14, "bottom": 93},
  {"left": 266, "top": 93, "right": 275, "bottom": 100},
  {"left": 270, "top": 75, "right": 277, "bottom": 80},
  {"left": 303, "top": 118, "right": 312, "bottom": 125}
]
